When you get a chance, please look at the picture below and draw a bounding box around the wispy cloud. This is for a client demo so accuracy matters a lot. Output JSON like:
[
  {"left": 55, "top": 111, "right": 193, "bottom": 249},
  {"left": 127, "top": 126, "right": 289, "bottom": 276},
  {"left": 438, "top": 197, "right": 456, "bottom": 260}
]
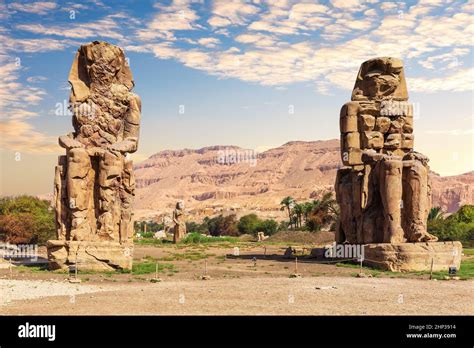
[
  {"left": 0, "top": 0, "right": 472, "bottom": 154},
  {"left": 7, "top": 1, "right": 57, "bottom": 15},
  {"left": 126, "top": 0, "right": 473, "bottom": 94},
  {"left": 0, "top": 55, "right": 56, "bottom": 153}
]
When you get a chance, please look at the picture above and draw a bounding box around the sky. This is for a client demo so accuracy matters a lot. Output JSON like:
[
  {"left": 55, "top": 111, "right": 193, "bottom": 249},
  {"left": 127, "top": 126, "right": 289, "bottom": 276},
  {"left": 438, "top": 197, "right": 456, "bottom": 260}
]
[{"left": 0, "top": 0, "right": 473, "bottom": 196}]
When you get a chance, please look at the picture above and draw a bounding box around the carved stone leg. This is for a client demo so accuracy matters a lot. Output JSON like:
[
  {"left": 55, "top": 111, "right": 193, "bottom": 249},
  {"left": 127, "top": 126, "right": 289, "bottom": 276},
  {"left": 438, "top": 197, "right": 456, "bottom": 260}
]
[
  {"left": 335, "top": 168, "right": 354, "bottom": 243},
  {"left": 98, "top": 151, "right": 123, "bottom": 241},
  {"left": 351, "top": 169, "right": 365, "bottom": 244},
  {"left": 66, "top": 148, "right": 92, "bottom": 241},
  {"left": 119, "top": 157, "right": 135, "bottom": 244},
  {"left": 379, "top": 158, "right": 405, "bottom": 243},
  {"left": 402, "top": 160, "right": 438, "bottom": 242},
  {"left": 54, "top": 155, "right": 69, "bottom": 240}
]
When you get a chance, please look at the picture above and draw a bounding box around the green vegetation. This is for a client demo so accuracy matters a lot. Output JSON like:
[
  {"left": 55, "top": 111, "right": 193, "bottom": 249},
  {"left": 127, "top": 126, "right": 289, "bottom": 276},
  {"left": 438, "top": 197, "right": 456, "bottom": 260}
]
[
  {"left": 180, "top": 232, "right": 238, "bottom": 244},
  {"left": 132, "top": 257, "right": 174, "bottom": 275},
  {"left": 206, "top": 214, "right": 239, "bottom": 236},
  {"left": 136, "top": 194, "right": 337, "bottom": 242},
  {"left": 17, "top": 265, "right": 51, "bottom": 273},
  {"left": 185, "top": 221, "right": 208, "bottom": 235},
  {"left": 0, "top": 196, "right": 55, "bottom": 245},
  {"left": 182, "top": 214, "right": 277, "bottom": 238},
  {"left": 159, "top": 250, "right": 215, "bottom": 261},
  {"left": 237, "top": 214, "right": 278, "bottom": 236},
  {"left": 280, "top": 196, "right": 295, "bottom": 229},
  {"left": 428, "top": 205, "right": 474, "bottom": 246},
  {"left": 428, "top": 206, "right": 444, "bottom": 221},
  {"left": 279, "top": 192, "right": 338, "bottom": 232},
  {"left": 134, "top": 237, "right": 170, "bottom": 246}
]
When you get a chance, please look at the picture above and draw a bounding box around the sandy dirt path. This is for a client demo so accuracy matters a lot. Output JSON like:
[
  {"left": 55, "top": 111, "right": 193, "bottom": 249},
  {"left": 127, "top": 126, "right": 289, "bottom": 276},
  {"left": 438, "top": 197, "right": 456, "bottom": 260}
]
[{"left": 1, "top": 276, "right": 473, "bottom": 315}]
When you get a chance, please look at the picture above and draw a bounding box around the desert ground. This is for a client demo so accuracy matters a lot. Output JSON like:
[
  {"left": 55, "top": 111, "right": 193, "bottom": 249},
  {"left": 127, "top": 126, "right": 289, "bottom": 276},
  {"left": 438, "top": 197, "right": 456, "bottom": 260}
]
[{"left": 1, "top": 237, "right": 473, "bottom": 315}]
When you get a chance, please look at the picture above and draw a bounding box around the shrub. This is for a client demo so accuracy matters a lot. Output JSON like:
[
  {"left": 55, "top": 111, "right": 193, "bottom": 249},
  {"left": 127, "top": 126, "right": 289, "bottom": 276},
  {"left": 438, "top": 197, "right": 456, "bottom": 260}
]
[
  {"left": 278, "top": 220, "right": 289, "bottom": 231},
  {"left": 257, "top": 219, "right": 278, "bottom": 236},
  {"left": 207, "top": 214, "right": 239, "bottom": 236},
  {"left": 185, "top": 221, "right": 208, "bottom": 234},
  {"left": 0, "top": 196, "right": 55, "bottom": 245},
  {"left": 428, "top": 205, "right": 474, "bottom": 246},
  {"left": 237, "top": 214, "right": 260, "bottom": 235}
]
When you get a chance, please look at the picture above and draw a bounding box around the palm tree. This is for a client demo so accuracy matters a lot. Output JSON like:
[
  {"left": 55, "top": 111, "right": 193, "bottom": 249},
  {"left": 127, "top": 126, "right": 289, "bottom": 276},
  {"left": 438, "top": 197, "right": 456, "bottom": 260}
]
[
  {"left": 307, "top": 192, "right": 338, "bottom": 231},
  {"left": 302, "top": 201, "right": 314, "bottom": 225},
  {"left": 428, "top": 207, "right": 444, "bottom": 221},
  {"left": 293, "top": 203, "right": 304, "bottom": 229},
  {"left": 280, "top": 196, "right": 294, "bottom": 230}
]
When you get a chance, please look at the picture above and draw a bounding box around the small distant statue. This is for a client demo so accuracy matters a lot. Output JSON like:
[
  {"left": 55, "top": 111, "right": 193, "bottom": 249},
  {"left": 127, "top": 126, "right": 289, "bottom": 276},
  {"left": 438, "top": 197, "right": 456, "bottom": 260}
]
[
  {"left": 257, "top": 231, "right": 268, "bottom": 242},
  {"left": 172, "top": 201, "right": 187, "bottom": 243}
]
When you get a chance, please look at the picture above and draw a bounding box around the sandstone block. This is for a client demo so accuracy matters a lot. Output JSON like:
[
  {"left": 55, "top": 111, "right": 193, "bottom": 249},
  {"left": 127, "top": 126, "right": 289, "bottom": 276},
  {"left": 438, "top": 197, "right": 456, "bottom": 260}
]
[
  {"left": 341, "top": 148, "right": 363, "bottom": 166},
  {"left": 47, "top": 240, "right": 133, "bottom": 271},
  {"left": 363, "top": 241, "right": 462, "bottom": 272},
  {"left": 401, "top": 133, "right": 414, "bottom": 149},
  {"left": 362, "top": 131, "right": 384, "bottom": 149},
  {"left": 375, "top": 117, "right": 391, "bottom": 133},
  {"left": 340, "top": 115, "right": 358, "bottom": 133},
  {"left": 343, "top": 132, "right": 360, "bottom": 149},
  {"left": 402, "top": 116, "right": 413, "bottom": 133},
  {"left": 388, "top": 118, "right": 404, "bottom": 134},
  {"left": 384, "top": 133, "right": 401, "bottom": 149},
  {"left": 341, "top": 101, "right": 361, "bottom": 117},
  {"left": 359, "top": 114, "right": 375, "bottom": 131}
]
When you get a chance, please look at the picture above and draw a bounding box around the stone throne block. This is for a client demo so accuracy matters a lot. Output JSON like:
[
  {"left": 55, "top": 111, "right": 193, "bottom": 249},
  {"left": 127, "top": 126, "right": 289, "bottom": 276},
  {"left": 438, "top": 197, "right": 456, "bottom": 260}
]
[{"left": 48, "top": 153, "right": 134, "bottom": 271}]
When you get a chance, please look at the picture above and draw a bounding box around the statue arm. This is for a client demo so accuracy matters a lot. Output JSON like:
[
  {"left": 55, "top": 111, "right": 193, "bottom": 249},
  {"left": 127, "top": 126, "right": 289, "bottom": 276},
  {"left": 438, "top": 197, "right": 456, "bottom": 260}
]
[
  {"left": 109, "top": 93, "right": 141, "bottom": 154},
  {"left": 58, "top": 133, "right": 83, "bottom": 149}
]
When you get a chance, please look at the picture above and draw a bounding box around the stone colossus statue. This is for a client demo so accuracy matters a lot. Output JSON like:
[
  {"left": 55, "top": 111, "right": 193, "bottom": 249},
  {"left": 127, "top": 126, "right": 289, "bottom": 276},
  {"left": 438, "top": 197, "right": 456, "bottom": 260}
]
[
  {"left": 54, "top": 41, "right": 141, "bottom": 244},
  {"left": 335, "top": 57, "right": 438, "bottom": 244}
]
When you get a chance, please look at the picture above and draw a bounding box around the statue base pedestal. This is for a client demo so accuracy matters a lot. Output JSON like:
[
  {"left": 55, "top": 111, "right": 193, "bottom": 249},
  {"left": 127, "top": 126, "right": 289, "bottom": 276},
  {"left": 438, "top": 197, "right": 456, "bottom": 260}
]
[
  {"left": 47, "top": 240, "right": 133, "bottom": 272},
  {"left": 363, "top": 241, "right": 462, "bottom": 272}
]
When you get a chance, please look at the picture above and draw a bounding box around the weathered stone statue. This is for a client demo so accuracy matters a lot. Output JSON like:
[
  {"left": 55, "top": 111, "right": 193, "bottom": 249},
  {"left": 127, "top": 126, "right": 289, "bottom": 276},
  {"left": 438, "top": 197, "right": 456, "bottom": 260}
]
[
  {"left": 334, "top": 57, "right": 461, "bottom": 271},
  {"left": 172, "top": 201, "right": 187, "bottom": 243},
  {"left": 48, "top": 41, "right": 140, "bottom": 271}
]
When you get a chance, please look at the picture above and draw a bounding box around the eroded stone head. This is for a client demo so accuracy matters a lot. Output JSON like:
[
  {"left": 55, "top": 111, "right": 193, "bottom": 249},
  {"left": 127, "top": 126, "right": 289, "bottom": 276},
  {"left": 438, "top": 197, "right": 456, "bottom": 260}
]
[
  {"left": 68, "top": 41, "right": 134, "bottom": 102},
  {"left": 352, "top": 57, "right": 407, "bottom": 101}
]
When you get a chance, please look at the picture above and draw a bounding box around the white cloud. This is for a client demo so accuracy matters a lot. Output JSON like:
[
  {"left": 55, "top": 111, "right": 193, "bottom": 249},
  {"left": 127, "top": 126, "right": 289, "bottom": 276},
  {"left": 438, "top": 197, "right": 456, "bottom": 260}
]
[
  {"left": 418, "top": 48, "right": 470, "bottom": 69},
  {"left": 197, "top": 37, "right": 221, "bottom": 48},
  {"left": 380, "top": 2, "right": 400, "bottom": 11},
  {"left": 26, "top": 76, "right": 48, "bottom": 83},
  {"left": 235, "top": 33, "right": 276, "bottom": 47},
  {"left": 147, "top": 9, "right": 199, "bottom": 31},
  {"left": 211, "top": 0, "right": 260, "bottom": 26},
  {"left": 330, "top": 0, "right": 367, "bottom": 11},
  {"left": 8, "top": 1, "right": 57, "bottom": 15},
  {"left": 208, "top": 16, "right": 232, "bottom": 28},
  {"left": 408, "top": 68, "right": 474, "bottom": 93},
  {"left": 0, "top": 56, "right": 56, "bottom": 153},
  {"left": 16, "top": 15, "right": 126, "bottom": 40}
]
